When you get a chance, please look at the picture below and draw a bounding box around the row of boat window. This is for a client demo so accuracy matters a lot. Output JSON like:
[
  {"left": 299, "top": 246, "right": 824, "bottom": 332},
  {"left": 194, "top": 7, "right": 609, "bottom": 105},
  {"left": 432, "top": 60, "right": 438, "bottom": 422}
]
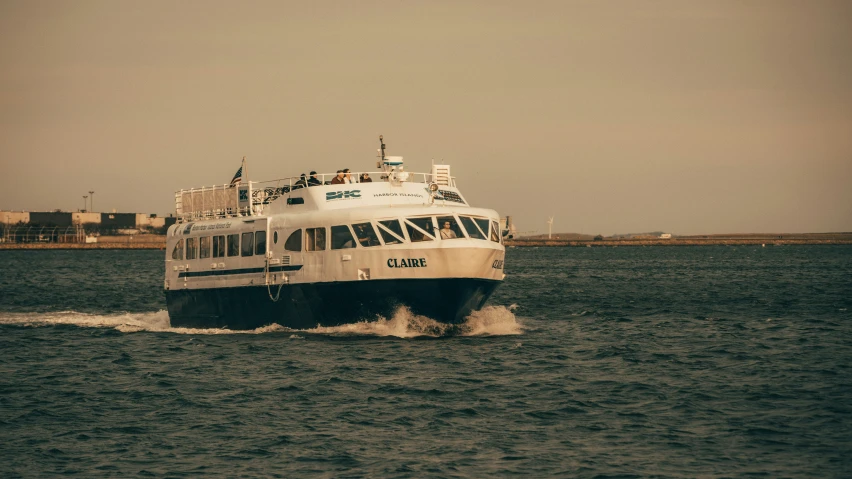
[
  {"left": 171, "top": 230, "right": 266, "bottom": 260},
  {"left": 171, "top": 216, "right": 500, "bottom": 260}
]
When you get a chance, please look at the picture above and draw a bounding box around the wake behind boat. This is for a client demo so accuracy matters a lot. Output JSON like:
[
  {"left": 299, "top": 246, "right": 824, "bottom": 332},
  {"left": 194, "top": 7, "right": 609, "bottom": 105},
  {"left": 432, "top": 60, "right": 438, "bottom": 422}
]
[{"left": 164, "top": 137, "right": 506, "bottom": 330}]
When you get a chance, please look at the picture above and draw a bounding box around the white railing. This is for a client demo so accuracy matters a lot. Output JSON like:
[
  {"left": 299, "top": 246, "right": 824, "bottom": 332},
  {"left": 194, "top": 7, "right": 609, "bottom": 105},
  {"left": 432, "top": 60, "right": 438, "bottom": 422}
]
[
  {"left": 260, "top": 171, "right": 456, "bottom": 187},
  {"left": 175, "top": 185, "right": 245, "bottom": 223},
  {"left": 174, "top": 171, "right": 457, "bottom": 223}
]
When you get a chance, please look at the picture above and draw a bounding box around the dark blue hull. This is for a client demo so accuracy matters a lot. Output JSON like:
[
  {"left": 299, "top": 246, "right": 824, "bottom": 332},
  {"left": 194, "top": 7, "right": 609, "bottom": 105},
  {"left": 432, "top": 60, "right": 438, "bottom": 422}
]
[{"left": 165, "top": 278, "right": 501, "bottom": 330}]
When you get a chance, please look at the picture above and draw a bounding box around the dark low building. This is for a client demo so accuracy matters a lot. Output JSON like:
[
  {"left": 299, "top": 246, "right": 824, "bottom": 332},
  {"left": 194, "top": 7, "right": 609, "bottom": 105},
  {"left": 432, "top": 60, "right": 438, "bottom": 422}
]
[
  {"left": 29, "top": 212, "right": 73, "bottom": 227},
  {"left": 100, "top": 213, "right": 137, "bottom": 228}
]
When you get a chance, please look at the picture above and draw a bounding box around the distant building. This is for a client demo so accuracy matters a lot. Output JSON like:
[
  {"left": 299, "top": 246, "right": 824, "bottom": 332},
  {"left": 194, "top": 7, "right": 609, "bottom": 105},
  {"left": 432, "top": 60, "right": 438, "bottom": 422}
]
[
  {"left": 660, "top": 233, "right": 672, "bottom": 239},
  {"left": 1, "top": 210, "right": 175, "bottom": 232}
]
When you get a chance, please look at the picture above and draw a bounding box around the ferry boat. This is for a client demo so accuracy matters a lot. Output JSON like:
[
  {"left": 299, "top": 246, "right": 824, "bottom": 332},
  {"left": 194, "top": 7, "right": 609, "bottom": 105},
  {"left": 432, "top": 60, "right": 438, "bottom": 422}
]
[{"left": 164, "top": 137, "right": 506, "bottom": 330}]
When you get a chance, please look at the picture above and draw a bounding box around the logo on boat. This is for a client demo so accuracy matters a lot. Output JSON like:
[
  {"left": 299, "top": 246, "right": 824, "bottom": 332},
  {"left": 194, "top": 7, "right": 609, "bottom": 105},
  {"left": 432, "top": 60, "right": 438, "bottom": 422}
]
[
  {"left": 326, "top": 190, "right": 361, "bottom": 201},
  {"left": 492, "top": 259, "right": 504, "bottom": 269},
  {"left": 239, "top": 189, "right": 249, "bottom": 202},
  {"left": 387, "top": 258, "right": 427, "bottom": 268}
]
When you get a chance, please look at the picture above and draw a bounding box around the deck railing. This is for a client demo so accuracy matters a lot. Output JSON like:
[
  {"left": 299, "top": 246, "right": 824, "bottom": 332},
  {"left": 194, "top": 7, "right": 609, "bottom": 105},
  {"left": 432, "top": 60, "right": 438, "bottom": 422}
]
[{"left": 174, "top": 171, "right": 456, "bottom": 223}]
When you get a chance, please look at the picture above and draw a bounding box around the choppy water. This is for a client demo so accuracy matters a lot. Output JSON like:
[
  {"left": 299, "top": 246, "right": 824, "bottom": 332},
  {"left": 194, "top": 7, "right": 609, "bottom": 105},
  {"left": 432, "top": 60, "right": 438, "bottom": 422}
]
[{"left": 1, "top": 247, "right": 850, "bottom": 478}]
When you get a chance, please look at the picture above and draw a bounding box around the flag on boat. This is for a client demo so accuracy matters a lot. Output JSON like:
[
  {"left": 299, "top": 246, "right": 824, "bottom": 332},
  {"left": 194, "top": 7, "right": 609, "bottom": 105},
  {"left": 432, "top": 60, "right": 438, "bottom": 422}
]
[{"left": 230, "top": 157, "right": 246, "bottom": 185}]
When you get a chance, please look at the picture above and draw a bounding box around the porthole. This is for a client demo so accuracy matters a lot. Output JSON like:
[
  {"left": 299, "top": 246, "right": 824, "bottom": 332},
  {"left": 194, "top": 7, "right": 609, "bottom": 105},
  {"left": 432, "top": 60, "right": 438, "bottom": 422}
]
[{"left": 273, "top": 231, "right": 279, "bottom": 244}]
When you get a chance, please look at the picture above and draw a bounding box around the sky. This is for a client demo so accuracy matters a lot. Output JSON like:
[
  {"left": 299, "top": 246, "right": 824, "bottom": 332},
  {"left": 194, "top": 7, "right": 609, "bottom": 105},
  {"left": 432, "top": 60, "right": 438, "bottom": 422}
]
[{"left": 1, "top": 0, "right": 850, "bottom": 235}]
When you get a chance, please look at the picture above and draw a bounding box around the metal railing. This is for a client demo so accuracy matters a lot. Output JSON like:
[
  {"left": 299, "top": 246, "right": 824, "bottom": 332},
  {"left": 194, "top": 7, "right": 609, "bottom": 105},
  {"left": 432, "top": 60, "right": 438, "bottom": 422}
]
[
  {"left": 1, "top": 225, "right": 86, "bottom": 244},
  {"left": 174, "top": 171, "right": 456, "bottom": 223}
]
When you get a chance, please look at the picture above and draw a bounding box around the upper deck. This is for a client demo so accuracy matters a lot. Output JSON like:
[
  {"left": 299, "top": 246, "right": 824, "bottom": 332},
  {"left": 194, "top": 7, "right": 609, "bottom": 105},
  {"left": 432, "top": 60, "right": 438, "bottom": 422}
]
[{"left": 174, "top": 165, "right": 466, "bottom": 223}]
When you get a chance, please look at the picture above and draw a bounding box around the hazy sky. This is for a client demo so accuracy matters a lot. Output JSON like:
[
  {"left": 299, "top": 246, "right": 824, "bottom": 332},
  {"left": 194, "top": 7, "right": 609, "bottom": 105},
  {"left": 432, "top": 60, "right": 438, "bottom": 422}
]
[{"left": 1, "top": 0, "right": 850, "bottom": 235}]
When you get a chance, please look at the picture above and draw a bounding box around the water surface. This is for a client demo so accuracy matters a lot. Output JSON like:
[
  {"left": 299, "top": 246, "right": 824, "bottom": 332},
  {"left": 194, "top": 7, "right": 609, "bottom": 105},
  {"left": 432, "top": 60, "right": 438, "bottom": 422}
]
[{"left": 1, "top": 246, "right": 850, "bottom": 477}]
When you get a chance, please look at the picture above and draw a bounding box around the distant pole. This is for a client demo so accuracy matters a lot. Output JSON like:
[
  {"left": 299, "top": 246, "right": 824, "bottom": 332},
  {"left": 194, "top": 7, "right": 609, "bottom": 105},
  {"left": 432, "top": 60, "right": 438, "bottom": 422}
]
[
  {"left": 89, "top": 190, "right": 95, "bottom": 212},
  {"left": 83, "top": 195, "right": 88, "bottom": 212}
]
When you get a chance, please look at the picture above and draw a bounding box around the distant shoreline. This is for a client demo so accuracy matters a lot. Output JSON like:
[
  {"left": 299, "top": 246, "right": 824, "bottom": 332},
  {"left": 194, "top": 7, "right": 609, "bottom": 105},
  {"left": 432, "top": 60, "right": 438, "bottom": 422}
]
[
  {"left": 505, "top": 234, "right": 852, "bottom": 247},
  {"left": 0, "top": 242, "right": 165, "bottom": 250},
  {"left": 1, "top": 233, "right": 851, "bottom": 250},
  {"left": 505, "top": 239, "right": 852, "bottom": 247},
  {"left": 0, "top": 233, "right": 168, "bottom": 250}
]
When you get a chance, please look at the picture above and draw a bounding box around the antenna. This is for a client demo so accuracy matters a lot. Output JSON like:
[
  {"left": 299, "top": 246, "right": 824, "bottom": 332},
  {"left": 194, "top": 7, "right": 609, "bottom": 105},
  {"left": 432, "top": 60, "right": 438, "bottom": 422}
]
[
  {"left": 377, "top": 135, "right": 387, "bottom": 168},
  {"left": 547, "top": 216, "right": 554, "bottom": 239}
]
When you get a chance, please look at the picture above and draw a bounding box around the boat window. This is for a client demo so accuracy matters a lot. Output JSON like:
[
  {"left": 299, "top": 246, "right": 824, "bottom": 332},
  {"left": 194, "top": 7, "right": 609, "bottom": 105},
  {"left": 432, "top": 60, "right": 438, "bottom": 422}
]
[
  {"left": 306, "top": 227, "right": 326, "bottom": 252},
  {"left": 331, "top": 225, "right": 356, "bottom": 250},
  {"left": 241, "top": 232, "right": 254, "bottom": 256},
  {"left": 255, "top": 230, "right": 266, "bottom": 255},
  {"left": 227, "top": 234, "right": 240, "bottom": 257},
  {"left": 475, "top": 218, "right": 493, "bottom": 241},
  {"left": 459, "top": 216, "right": 486, "bottom": 240},
  {"left": 404, "top": 217, "right": 435, "bottom": 242},
  {"left": 437, "top": 216, "right": 463, "bottom": 240},
  {"left": 285, "top": 229, "right": 301, "bottom": 252},
  {"left": 212, "top": 235, "right": 225, "bottom": 258},
  {"left": 186, "top": 238, "right": 197, "bottom": 259},
  {"left": 377, "top": 219, "right": 405, "bottom": 245},
  {"left": 171, "top": 239, "right": 184, "bottom": 260},
  {"left": 491, "top": 220, "right": 501, "bottom": 243},
  {"left": 352, "top": 222, "right": 381, "bottom": 247},
  {"left": 200, "top": 236, "right": 212, "bottom": 258}
]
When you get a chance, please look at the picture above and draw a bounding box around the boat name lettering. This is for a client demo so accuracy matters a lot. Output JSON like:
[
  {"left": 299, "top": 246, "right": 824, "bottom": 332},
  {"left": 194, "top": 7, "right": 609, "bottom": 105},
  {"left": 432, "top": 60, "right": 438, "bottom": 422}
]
[
  {"left": 373, "top": 193, "right": 423, "bottom": 198},
  {"left": 191, "top": 222, "right": 233, "bottom": 231},
  {"left": 326, "top": 190, "right": 361, "bottom": 201},
  {"left": 492, "top": 259, "right": 504, "bottom": 269},
  {"left": 387, "top": 258, "right": 427, "bottom": 268}
]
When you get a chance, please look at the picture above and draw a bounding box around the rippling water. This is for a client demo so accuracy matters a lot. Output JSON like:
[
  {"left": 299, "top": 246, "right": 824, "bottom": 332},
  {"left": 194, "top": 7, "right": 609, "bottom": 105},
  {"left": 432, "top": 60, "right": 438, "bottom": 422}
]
[{"left": 1, "top": 247, "right": 850, "bottom": 477}]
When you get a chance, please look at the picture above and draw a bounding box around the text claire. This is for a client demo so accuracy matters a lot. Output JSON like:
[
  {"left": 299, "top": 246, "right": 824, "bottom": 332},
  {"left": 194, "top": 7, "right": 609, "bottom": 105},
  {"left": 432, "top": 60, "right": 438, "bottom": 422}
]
[{"left": 387, "top": 258, "right": 427, "bottom": 268}]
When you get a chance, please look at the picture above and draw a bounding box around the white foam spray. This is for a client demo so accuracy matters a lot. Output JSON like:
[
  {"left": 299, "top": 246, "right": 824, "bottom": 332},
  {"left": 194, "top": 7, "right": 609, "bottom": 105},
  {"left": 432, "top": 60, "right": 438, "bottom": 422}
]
[
  {"left": 286, "top": 305, "right": 522, "bottom": 338},
  {"left": 0, "top": 310, "right": 172, "bottom": 330},
  {"left": 0, "top": 304, "right": 522, "bottom": 338},
  {"left": 0, "top": 311, "right": 279, "bottom": 335}
]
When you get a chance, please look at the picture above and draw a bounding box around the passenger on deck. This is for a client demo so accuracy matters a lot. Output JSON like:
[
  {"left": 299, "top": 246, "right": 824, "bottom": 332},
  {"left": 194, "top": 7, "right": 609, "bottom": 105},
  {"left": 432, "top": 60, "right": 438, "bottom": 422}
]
[
  {"left": 343, "top": 168, "right": 354, "bottom": 184},
  {"left": 359, "top": 173, "right": 372, "bottom": 183},
  {"left": 331, "top": 170, "right": 345, "bottom": 184},
  {"left": 293, "top": 173, "right": 307, "bottom": 189},
  {"left": 440, "top": 221, "right": 458, "bottom": 239},
  {"left": 308, "top": 171, "right": 322, "bottom": 186}
]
